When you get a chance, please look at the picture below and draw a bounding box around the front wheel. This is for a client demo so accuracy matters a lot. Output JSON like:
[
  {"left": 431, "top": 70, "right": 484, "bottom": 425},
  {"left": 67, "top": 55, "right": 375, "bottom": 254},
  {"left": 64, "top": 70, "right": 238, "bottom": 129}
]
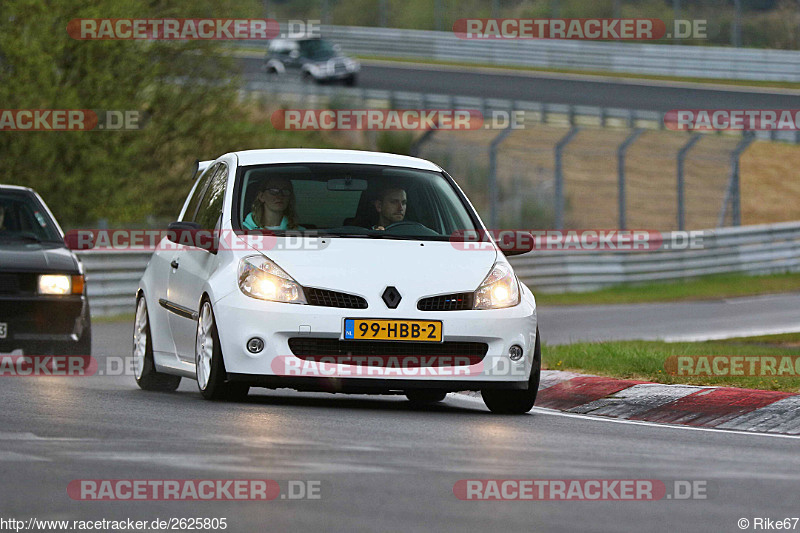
[
  {"left": 196, "top": 299, "right": 249, "bottom": 401},
  {"left": 482, "top": 329, "right": 541, "bottom": 414},
  {"left": 133, "top": 297, "right": 181, "bottom": 392}
]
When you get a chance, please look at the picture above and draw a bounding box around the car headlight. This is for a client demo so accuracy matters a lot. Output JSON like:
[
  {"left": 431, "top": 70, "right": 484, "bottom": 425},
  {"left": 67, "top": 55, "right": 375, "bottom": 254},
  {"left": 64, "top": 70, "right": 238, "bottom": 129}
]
[
  {"left": 344, "top": 58, "right": 360, "bottom": 71},
  {"left": 473, "top": 262, "right": 520, "bottom": 310},
  {"left": 38, "top": 274, "right": 84, "bottom": 295},
  {"left": 238, "top": 255, "right": 307, "bottom": 304}
]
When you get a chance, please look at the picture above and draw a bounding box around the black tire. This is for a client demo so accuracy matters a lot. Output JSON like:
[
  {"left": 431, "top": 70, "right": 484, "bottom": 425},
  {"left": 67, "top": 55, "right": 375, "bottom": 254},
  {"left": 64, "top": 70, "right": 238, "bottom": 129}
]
[
  {"left": 482, "top": 328, "right": 541, "bottom": 415},
  {"left": 405, "top": 391, "right": 447, "bottom": 405},
  {"left": 196, "top": 299, "right": 250, "bottom": 402},
  {"left": 344, "top": 74, "right": 357, "bottom": 86},
  {"left": 134, "top": 297, "right": 181, "bottom": 392}
]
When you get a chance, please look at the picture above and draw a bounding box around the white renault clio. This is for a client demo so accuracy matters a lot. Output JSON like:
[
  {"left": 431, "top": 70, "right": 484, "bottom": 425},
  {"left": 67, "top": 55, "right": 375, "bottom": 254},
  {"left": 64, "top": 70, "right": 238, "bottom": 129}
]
[{"left": 134, "top": 149, "right": 539, "bottom": 414}]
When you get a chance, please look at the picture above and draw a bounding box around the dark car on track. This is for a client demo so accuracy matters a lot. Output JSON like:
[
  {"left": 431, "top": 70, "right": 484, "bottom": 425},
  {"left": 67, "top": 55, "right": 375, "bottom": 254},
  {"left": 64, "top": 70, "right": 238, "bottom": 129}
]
[
  {"left": 0, "top": 185, "right": 90, "bottom": 355},
  {"left": 264, "top": 37, "right": 360, "bottom": 85}
]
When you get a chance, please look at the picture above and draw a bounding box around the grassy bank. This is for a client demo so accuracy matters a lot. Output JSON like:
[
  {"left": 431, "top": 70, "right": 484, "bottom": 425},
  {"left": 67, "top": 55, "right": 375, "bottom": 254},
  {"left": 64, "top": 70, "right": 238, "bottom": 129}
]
[
  {"left": 535, "top": 272, "right": 800, "bottom": 306},
  {"left": 543, "top": 332, "right": 800, "bottom": 392}
]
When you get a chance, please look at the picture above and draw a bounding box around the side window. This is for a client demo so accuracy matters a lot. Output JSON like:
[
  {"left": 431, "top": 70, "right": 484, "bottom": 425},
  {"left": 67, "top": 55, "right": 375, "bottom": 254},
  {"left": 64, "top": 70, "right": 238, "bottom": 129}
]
[
  {"left": 181, "top": 163, "right": 218, "bottom": 222},
  {"left": 194, "top": 164, "right": 228, "bottom": 230}
]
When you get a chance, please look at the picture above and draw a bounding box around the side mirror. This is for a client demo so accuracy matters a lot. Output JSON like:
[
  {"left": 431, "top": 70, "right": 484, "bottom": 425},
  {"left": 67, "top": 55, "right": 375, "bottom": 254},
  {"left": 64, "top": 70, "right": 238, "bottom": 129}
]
[
  {"left": 167, "top": 221, "right": 217, "bottom": 252},
  {"left": 289, "top": 49, "right": 300, "bottom": 59},
  {"left": 494, "top": 231, "right": 536, "bottom": 256},
  {"left": 64, "top": 230, "right": 95, "bottom": 250}
]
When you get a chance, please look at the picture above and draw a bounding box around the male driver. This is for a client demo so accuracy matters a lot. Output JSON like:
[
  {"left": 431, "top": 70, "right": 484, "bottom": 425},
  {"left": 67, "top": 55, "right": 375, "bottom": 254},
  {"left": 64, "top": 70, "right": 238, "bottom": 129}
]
[{"left": 372, "top": 187, "right": 407, "bottom": 230}]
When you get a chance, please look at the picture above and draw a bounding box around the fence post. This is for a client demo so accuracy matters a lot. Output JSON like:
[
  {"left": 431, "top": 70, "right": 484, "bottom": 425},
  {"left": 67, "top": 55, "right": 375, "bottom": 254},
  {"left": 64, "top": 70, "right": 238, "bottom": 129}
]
[
  {"left": 677, "top": 133, "right": 702, "bottom": 231},
  {"left": 718, "top": 132, "right": 755, "bottom": 227},
  {"left": 488, "top": 126, "right": 514, "bottom": 229},
  {"left": 410, "top": 127, "right": 438, "bottom": 157},
  {"left": 617, "top": 128, "right": 644, "bottom": 230},
  {"left": 554, "top": 127, "right": 580, "bottom": 230}
]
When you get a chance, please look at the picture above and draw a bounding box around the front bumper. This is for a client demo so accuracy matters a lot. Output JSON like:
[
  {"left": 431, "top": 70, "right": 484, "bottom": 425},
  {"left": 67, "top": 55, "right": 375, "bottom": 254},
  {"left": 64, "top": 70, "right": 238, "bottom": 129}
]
[
  {"left": 213, "top": 288, "right": 536, "bottom": 390},
  {"left": 0, "top": 295, "right": 91, "bottom": 354},
  {"left": 309, "top": 61, "right": 359, "bottom": 81}
]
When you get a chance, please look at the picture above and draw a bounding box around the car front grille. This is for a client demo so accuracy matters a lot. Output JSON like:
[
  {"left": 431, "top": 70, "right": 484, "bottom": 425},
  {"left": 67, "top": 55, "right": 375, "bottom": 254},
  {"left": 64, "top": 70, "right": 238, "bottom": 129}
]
[
  {"left": 0, "top": 274, "right": 20, "bottom": 294},
  {"left": 287, "top": 338, "right": 488, "bottom": 366},
  {"left": 0, "top": 273, "right": 37, "bottom": 295},
  {"left": 417, "top": 293, "right": 474, "bottom": 311},
  {"left": 305, "top": 287, "right": 368, "bottom": 309}
]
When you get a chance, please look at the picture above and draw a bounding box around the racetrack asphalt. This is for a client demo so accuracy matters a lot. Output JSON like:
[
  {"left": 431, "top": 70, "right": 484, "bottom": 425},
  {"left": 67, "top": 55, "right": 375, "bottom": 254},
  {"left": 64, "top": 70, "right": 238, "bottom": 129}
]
[
  {"left": 240, "top": 56, "right": 800, "bottom": 112},
  {"left": 3, "top": 293, "right": 800, "bottom": 531}
]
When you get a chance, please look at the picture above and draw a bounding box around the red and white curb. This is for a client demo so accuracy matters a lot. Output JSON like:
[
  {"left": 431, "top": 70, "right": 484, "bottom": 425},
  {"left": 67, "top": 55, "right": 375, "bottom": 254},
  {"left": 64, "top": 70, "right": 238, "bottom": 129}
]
[{"left": 458, "top": 370, "right": 800, "bottom": 435}]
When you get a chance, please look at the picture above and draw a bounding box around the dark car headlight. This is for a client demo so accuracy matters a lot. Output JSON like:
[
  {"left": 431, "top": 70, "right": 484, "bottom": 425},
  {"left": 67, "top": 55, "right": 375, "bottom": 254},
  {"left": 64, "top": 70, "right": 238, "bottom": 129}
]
[{"left": 37, "top": 274, "right": 84, "bottom": 295}]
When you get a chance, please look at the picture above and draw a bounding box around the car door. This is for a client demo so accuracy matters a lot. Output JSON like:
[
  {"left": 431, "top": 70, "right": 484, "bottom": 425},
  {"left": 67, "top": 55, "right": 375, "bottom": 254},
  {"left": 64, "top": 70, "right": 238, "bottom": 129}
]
[
  {"left": 167, "top": 163, "right": 227, "bottom": 362},
  {"left": 149, "top": 163, "right": 215, "bottom": 356}
]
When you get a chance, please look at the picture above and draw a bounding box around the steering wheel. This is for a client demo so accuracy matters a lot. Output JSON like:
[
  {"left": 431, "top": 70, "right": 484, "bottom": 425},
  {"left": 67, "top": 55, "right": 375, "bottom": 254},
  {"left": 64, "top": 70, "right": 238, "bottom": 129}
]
[{"left": 385, "top": 221, "right": 428, "bottom": 230}]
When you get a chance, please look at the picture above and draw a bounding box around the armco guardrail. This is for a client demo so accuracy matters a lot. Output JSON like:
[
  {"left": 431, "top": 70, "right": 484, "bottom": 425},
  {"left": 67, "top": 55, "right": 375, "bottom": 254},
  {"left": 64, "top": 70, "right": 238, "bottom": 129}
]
[
  {"left": 76, "top": 250, "right": 152, "bottom": 318},
  {"left": 242, "top": 25, "right": 800, "bottom": 82},
  {"left": 77, "top": 221, "right": 800, "bottom": 317},
  {"left": 248, "top": 77, "right": 799, "bottom": 144},
  {"left": 513, "top": 222, "right": 800, "bottom": 293}
]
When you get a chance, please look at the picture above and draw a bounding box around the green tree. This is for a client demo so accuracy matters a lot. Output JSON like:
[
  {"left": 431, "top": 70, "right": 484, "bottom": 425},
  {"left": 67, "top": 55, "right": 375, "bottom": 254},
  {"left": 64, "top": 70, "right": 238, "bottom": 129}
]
[{"left": 0, "top": 0, "right": 327, "bottom": 226}]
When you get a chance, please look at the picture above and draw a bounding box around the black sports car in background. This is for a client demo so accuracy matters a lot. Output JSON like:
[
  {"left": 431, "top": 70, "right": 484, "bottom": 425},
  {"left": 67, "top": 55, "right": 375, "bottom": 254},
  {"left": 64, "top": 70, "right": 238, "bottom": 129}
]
[{"left": 0, "top": 185, "right": 91, "bottom": 355}]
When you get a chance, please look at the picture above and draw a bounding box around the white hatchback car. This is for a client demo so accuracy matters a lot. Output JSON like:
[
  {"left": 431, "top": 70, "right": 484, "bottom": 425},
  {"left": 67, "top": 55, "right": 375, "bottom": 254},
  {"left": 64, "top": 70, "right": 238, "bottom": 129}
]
[{"left": 134, "top": 149, "right": 539, "bottom": 414}]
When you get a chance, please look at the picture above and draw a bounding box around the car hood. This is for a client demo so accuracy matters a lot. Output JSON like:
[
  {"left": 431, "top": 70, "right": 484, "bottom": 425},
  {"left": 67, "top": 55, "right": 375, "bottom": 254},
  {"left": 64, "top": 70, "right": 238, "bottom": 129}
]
[
  {"left": 245, "top": 238, "right": 498, "bottom": 309},
  {"left": 0, "top": 242, "right": 78, "bottom": 273}
]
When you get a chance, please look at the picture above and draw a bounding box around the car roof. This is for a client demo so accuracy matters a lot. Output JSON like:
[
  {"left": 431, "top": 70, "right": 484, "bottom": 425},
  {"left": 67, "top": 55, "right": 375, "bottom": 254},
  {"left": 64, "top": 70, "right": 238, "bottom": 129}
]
[
  {"left": 0, "top": 184, "right": 34, "bottom": 193},
  {"left": 232, "top": 149, "right": 442, "bottom": 171}
]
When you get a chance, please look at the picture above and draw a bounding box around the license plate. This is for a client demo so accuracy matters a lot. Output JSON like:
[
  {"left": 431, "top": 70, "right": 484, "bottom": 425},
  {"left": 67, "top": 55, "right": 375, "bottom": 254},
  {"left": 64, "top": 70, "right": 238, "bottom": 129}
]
[
  {"left": 344, "top": 319, "right": 442, "bottom": 342},
  {"left": 0, "top": 323, "right": 6, "bottom": 339}
]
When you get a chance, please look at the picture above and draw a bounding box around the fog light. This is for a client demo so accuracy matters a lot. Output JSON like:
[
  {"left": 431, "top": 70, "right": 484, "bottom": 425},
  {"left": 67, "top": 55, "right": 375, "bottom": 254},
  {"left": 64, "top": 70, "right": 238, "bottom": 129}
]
[
  {"left": 247, "top": 337, "right": 264, "bottom": 353},
  {"left": 508, "top": 345, "right": 523, "bottom": 361}
]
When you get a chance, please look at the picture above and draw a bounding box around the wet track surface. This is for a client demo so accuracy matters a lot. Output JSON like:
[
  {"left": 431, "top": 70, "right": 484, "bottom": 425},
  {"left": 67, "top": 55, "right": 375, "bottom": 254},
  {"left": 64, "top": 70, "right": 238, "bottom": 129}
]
[{"left": 2, "top": 301, "right": 800, "bottom": 532}]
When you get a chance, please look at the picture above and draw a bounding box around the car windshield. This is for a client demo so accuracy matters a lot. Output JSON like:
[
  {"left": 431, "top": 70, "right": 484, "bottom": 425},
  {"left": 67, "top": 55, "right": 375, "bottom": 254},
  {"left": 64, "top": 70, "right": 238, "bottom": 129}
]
[
  {"left": 0, "top": 191, "right": 62, "bottom": 244},
  {"left": 299, "top": 39, "right": 337, "bottom": 60},
  {"left": 235, "top": 163, "right": 479, "bottom": 241}
]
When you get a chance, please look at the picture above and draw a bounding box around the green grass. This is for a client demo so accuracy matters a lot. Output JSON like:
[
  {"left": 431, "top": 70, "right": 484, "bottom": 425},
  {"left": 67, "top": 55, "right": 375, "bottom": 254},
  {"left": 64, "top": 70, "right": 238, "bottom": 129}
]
[
  {"left": 535, "top": 272, "right": 800, "bottom": 306},
  {"left": 543, "top": 333, "right": 800, "bottom": 392}
]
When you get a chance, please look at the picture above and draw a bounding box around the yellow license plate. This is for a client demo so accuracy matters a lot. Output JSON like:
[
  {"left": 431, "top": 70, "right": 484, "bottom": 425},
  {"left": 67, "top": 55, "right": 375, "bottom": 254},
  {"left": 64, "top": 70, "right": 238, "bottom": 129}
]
[{"left": 344, "top": 319, "right": 442, "bottom": 342}]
